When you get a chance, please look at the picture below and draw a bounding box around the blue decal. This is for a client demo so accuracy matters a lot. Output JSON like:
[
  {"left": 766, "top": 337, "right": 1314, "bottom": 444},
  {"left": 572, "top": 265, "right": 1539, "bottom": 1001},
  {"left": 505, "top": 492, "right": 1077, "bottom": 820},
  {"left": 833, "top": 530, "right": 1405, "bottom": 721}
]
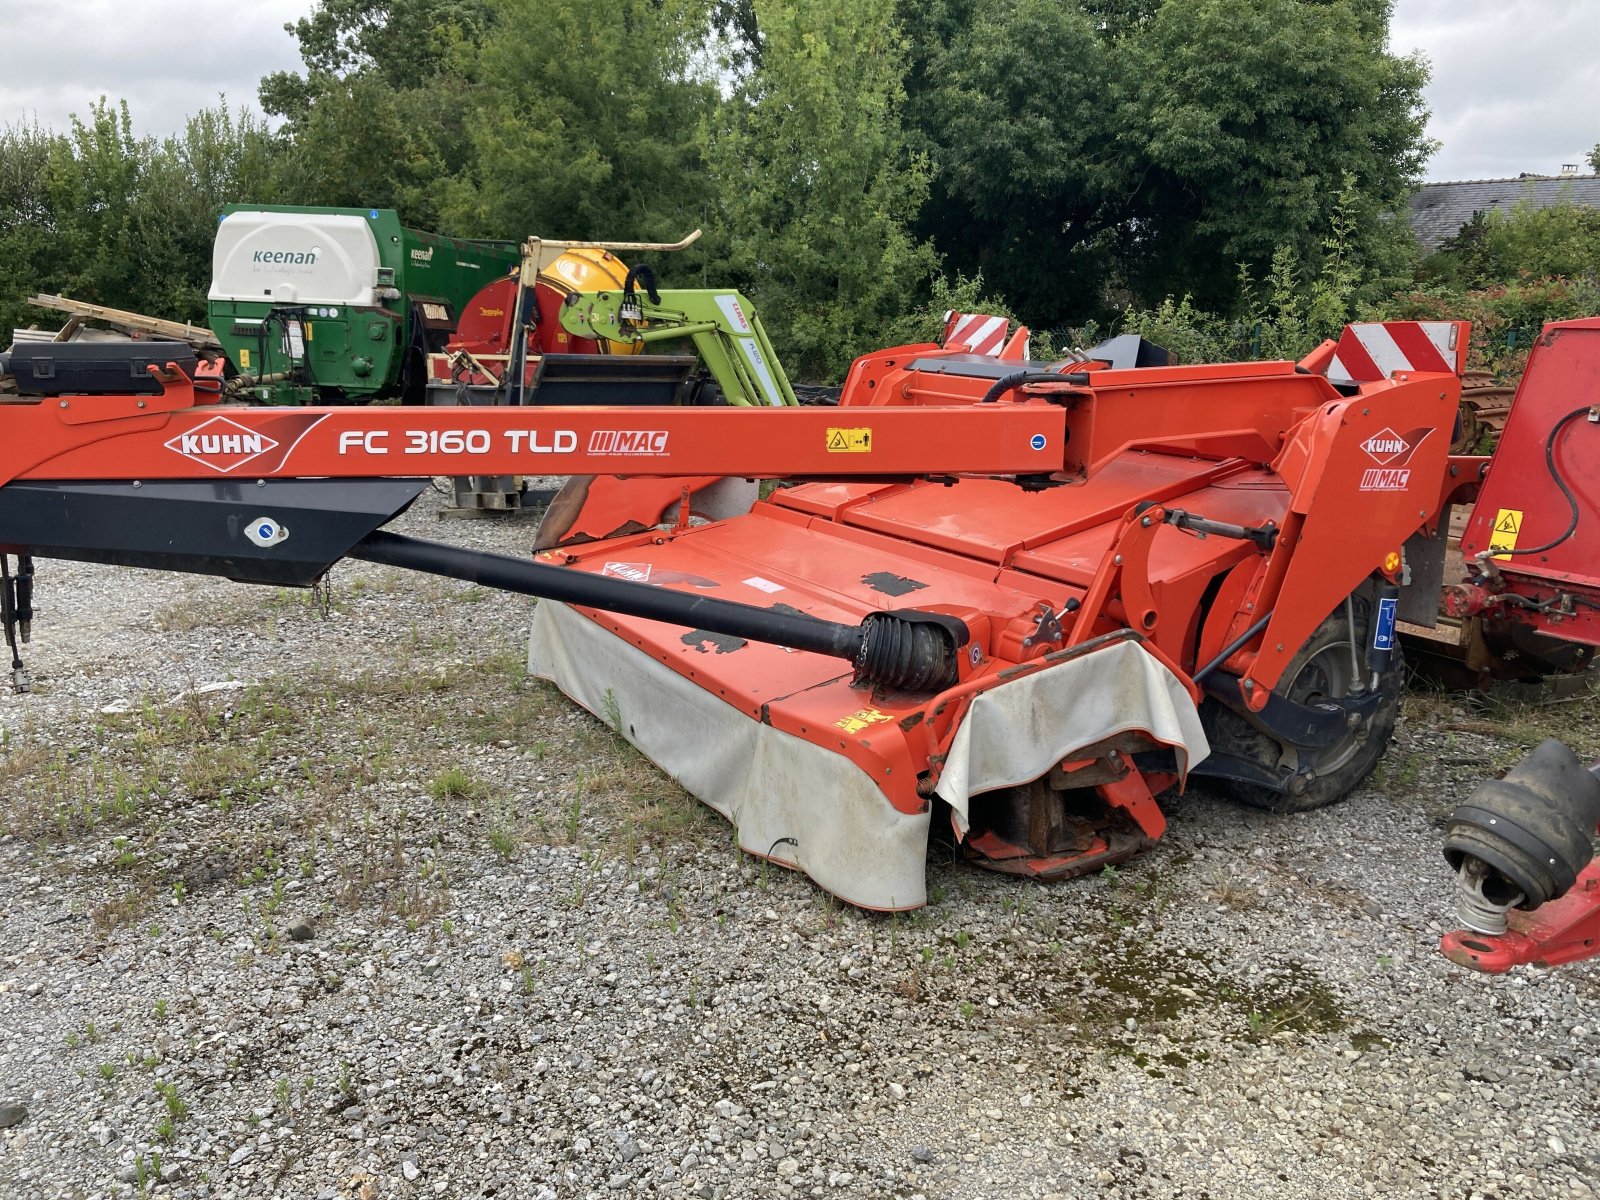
[
  {"left": 369, "top": 209, "right": 380, "bottom": 220},
  {"left": 1029, "top": 433, "right": 1047, "bottom": 451},
  {"left": 1372, "top": 596, "right": 1398, "bottom": 651}
]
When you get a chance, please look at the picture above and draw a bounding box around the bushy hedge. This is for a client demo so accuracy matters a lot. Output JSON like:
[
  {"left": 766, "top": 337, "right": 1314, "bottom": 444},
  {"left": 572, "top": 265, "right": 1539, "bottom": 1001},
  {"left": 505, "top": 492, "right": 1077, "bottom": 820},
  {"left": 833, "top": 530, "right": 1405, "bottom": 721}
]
[{"left": 1105, "top": 200, "right": 1600, "bottom": 379}]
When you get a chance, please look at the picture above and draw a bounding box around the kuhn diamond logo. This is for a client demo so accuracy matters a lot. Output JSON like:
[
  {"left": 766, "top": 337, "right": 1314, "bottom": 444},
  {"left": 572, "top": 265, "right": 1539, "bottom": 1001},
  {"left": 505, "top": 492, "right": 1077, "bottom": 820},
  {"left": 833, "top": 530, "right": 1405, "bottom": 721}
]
[
  {"left": 602, "top": 561, "right": 653, "bottom": 583},
  {"left": 164, "top": 417, "right": 279, "bottom": 473},
  {"left": 1361, "top": 428, "right": 1411, "bottom": 465}
]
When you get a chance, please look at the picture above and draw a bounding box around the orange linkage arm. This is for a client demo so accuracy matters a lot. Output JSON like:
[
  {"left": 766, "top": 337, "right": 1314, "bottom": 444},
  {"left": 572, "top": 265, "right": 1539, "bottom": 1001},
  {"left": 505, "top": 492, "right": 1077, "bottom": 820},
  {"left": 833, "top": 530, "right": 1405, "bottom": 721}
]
[
  {"left": 2, "top": 375, "right": 1069, "bottom": 486},
  {"left": 1211, "top": 372, "right": 1461, "bottom": 705}
]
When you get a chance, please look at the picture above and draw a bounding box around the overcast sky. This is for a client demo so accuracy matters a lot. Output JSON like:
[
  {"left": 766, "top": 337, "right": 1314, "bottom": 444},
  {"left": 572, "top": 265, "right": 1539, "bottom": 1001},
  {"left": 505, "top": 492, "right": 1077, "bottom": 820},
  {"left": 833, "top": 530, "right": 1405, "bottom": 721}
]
[{"left": 0, "top": 0, "right": 1595, "bottom": 183}]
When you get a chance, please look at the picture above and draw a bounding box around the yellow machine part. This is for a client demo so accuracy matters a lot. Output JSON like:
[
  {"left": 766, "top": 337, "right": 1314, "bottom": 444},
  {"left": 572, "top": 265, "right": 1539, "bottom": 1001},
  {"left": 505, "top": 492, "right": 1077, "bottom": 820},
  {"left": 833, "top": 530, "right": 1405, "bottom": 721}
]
[{"left": 537, "top": 248, "right": 641, "bottom": 356}]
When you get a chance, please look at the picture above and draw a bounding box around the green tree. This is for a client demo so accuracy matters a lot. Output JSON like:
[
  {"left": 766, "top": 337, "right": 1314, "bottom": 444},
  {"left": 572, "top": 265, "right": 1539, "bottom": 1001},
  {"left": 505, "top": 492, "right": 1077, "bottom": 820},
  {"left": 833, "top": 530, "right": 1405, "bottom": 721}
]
[
  {"left": 440, "top": 0, "right": 718, "bottom": 247},
  {"left": 706, "top": 0, "right": 938, "bottom": 381},
  {"left": 0, "top": 120, "right": 71, "bottom": 335},
  {"left": 0, "top": 100, "right": 283, "bottom": 334},
  {"left": 1111, "top": 0, "right": 1428, "bottom": 311},
  {"left": 260, "top": 1, "right": 494, "bottom": 226},
  {"left": 907, "top": 0, "right": 1119, "bottom": 323},
  {"left": 40, "top": 101, "right": 148, "bottom": 313},
  {"left": 901, "top": 0, "right": 1430, "bottom": 326}
]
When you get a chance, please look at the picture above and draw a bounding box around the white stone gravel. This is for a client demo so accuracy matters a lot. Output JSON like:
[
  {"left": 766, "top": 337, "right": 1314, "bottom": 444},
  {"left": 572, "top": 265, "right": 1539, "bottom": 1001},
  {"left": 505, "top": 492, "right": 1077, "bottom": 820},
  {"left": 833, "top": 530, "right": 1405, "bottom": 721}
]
[{"left": 0, "top": 498, "right": 1596, "bottom": 1200}]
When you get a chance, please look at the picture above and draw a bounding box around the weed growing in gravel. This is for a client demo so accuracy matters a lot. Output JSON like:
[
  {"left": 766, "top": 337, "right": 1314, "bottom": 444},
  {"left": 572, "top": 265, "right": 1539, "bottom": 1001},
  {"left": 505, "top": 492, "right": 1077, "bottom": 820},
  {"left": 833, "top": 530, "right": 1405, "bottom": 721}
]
[
  {"left": 1375, "top": 748, "right": 1422, "bottom": 791},
  {"left": 895, "top": 971, "right": 923, "bottom": 1002},
  {"left": 488, "top": 827, "right": 516, "bottom": 859},
  {"left": 1004, "top": 882, "right": 1036, "bottom": 927},
  {"left": 568, "top": 853, "right": 603, "bottom": 907},
  {"left": 133, "top": 1153, "right": 161, "bottom": 1196},
  {"left": 99, "top": 1063, "right": 117, "bottom": 1081},
  {"left": 429, "top": 766, "right": 489, "bottom": 803},
  {"left": 1242, "top": 995, "right": 1323, "bottom": 1041},
  {"left": 1206, "top": 870, "right": 1259, "bottom": 910},
  {"left": 155, "top": 586, "right": 275, "bottom": 631},
  {"left": 154, "top": 1082, "right": 189, "bottom": 1140}
]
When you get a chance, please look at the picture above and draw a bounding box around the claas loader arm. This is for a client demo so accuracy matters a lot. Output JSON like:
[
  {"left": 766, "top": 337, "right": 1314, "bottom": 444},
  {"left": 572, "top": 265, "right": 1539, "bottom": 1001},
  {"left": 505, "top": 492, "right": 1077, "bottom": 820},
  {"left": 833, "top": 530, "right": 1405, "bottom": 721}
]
[
  {"left": 532, "top": 272, "right": 799, "bottom": 546},
  {"left": 557, "top": 276, "right": 798, "bottom": 408}
]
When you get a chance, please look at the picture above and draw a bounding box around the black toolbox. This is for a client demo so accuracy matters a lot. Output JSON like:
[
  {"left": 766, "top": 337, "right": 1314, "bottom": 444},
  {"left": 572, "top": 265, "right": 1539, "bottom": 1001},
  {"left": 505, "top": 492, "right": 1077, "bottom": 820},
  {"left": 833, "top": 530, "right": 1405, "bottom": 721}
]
[{"left": 6, "top": 341, "right": 199, "bottom": 396}]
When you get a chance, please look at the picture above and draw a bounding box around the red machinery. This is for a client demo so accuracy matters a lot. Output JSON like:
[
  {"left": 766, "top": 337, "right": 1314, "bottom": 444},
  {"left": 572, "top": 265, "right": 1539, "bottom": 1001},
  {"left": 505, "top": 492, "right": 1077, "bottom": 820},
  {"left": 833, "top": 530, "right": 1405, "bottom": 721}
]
[
  {"left": 1439, "top": 318, "right": 1600, "bottom": 671},
  {"left": 525, "top": 323, "right": 1472, "bottom": 906},
  {"left": 0, "top": 322, "right": 1468, "bottom": 910},
  {"left": 1430, "top": 318, "right": 1600, "bottom": 972},
  {"left": 424, "top": 243, "right": 658, "bottom": 400}
]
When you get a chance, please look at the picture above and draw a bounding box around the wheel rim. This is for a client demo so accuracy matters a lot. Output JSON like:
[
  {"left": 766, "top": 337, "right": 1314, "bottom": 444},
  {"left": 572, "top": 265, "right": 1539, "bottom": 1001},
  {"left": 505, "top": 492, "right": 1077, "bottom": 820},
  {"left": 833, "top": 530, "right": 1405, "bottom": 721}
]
[{"left": 1282, "top": 640, "right": 1366, "bottom": 777}]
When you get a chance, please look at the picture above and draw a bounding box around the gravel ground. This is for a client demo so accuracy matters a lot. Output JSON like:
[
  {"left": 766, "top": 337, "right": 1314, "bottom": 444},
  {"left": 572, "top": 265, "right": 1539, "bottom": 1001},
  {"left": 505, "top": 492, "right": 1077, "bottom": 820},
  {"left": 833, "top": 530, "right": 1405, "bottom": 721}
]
[{"left": 1, "top": 497, "right": 1597, "bottom": 1200}]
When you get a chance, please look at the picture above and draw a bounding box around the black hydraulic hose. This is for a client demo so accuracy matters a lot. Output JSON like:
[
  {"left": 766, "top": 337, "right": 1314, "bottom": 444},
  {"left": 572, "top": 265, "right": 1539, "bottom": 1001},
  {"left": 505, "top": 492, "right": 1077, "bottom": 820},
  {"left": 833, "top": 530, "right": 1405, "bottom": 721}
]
[
  {"left": 513, "top": 282, "right": 545, "bottom": 405},
  {"left": 623, "top": 263, "right": 662, "bottom": 306},
  {"left": 979, "top": 368, "right": 1090, "bottom": 404},
  {"left": 1488, "top": 405, "right": 1591, "bottom": 559},
  {"left": 350, "top": 529, "right": 864, "bottom": 661}
]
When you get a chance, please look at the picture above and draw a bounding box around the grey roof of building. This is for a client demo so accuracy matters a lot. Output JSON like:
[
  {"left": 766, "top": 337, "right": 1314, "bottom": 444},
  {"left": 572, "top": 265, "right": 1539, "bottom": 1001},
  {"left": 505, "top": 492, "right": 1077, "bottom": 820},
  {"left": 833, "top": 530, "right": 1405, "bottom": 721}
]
[{"left": 1409, "top": 175, "right": 1600, "bottom": 252}]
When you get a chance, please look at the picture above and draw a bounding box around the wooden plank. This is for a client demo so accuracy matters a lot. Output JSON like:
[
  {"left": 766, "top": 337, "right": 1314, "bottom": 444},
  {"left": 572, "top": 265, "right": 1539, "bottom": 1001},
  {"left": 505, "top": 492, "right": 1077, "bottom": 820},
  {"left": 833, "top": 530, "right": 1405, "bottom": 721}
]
[{"left": 26, "top": 294, "right": 221, "bottom": 350}]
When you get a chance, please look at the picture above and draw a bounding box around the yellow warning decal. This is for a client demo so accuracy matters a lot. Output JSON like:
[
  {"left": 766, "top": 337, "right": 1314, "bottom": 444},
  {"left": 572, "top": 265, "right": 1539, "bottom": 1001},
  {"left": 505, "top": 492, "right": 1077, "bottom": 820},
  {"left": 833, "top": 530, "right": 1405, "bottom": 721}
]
[
  {"left": 834, "top": 707, "right": 894, "bottom": 733},
  {"left": 1488, "top": 507, "right": 1523, "bottom": 561},
  {"left": 826, "top": 427, "right": 873, "bottom": 453},
  {"left": 239, "top": 347, "right": 251, "bottom": 370}
]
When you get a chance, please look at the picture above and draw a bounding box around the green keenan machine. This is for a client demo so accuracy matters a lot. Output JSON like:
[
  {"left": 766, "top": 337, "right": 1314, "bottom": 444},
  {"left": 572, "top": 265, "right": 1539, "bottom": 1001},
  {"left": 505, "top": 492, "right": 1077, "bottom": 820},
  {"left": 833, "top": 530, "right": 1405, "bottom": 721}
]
[{"left": 207, "top": 206, "right": 519, "bottom": 405}]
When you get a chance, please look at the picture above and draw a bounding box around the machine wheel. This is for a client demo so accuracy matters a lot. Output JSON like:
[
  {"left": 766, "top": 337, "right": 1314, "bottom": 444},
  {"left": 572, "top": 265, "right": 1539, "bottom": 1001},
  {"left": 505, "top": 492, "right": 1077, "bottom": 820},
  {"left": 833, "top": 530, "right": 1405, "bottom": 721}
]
[{"left": 1202, "top": 584, "right": 1403, "bottom": 814}]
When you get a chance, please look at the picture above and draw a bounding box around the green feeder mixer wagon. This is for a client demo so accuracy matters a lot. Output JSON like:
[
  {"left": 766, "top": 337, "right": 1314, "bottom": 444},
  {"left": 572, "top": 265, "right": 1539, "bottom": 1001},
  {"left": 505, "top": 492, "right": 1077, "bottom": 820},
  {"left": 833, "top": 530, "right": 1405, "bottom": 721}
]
[{"left": 207, "top": 206, "right": 520, "bottom": 405}]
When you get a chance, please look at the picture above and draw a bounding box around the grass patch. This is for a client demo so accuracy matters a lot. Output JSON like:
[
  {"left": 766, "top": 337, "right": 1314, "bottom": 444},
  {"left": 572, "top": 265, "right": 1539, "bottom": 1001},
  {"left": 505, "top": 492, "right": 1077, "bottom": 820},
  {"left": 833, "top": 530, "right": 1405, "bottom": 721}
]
[
  {"left": 4, "top": 636, "right": 718, "bottom": 935},
  {"left": 428, "top": 766, "right": 489, "bottom": 804}
]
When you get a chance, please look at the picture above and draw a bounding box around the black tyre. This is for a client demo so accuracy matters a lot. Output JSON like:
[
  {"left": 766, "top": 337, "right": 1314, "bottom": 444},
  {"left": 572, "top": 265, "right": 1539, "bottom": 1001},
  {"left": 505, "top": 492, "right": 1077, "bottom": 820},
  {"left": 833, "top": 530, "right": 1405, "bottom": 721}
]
[{"left": 1201, "top": 583, "right": 1403, "bottom": 814}]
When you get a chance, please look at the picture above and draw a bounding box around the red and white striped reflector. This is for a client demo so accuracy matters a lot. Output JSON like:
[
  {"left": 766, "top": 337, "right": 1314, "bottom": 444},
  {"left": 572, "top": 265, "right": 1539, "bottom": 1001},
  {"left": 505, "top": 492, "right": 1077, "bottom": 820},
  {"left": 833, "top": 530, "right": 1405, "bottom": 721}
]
[
  {"left": 942, "top": 311, "right": 1010, "bottom": 357},
  {"left": 1329, "top": 321, "right": 1466, "bottom": 382}
]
